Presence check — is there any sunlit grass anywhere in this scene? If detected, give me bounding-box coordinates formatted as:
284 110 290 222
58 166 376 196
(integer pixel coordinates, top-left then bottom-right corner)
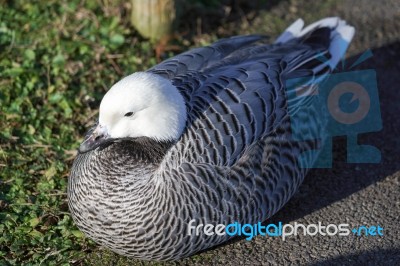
0 1 158 264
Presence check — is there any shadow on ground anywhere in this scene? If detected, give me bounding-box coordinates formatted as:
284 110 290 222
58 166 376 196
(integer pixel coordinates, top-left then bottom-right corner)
179 0 289 37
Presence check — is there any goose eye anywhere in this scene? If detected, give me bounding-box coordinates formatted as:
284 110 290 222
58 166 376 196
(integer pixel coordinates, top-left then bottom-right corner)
124 112 134 117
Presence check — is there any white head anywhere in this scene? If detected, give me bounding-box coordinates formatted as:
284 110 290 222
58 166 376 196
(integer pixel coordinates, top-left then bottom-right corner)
79 72 187 153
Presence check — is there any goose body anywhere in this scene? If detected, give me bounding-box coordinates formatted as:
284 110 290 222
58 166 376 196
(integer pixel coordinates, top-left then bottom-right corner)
68 18 354 260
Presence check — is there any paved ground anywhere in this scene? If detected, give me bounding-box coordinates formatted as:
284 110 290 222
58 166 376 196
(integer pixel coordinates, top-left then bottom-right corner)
88 0 400 265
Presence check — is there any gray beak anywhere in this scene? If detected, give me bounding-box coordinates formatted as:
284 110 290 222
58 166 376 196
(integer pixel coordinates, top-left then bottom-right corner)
79 124 110 153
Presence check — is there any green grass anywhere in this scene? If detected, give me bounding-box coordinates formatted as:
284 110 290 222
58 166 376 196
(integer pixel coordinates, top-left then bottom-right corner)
0 1 162 264
0 0 340 265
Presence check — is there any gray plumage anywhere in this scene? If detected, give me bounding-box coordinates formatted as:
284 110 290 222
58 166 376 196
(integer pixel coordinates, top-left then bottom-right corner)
68 18 354 260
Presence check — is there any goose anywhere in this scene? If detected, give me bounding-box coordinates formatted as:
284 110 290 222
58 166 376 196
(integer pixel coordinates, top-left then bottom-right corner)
68 17 355 261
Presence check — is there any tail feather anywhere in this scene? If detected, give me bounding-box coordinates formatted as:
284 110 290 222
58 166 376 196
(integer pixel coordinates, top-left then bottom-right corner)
276 17 355 70
275 19 305 43
280 18 355 121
